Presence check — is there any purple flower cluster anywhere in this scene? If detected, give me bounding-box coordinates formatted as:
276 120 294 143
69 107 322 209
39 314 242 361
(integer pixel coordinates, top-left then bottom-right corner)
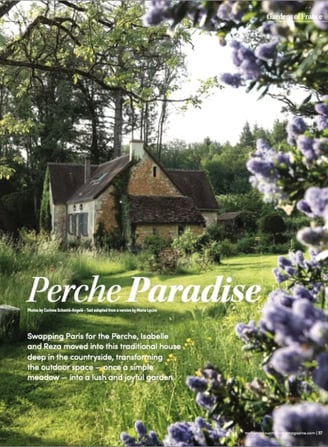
312 0 328 31
246 403 328 447
143 0 171 26
286 116 307 145
313 352 328 390
255 40 278 61
186 365 225 412
273 250 326 298
260 290 328 377
217 1 245 23
220 40 263 87
296 187 328 249
246 138 291 203
163 417 227 446
120 421 162 446
120 417 228 446
236 245 328 383
246 101 328 204
315 98 328 130
297 187 328 220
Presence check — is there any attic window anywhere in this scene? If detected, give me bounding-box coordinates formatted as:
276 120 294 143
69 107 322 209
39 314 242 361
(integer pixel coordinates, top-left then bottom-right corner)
152 166 157 177
91 172 108 185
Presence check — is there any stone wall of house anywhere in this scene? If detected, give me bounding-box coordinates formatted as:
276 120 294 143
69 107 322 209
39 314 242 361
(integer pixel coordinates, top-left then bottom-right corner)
95 185 118 233
128 155 181 196
134 224 203 246
52 204 66 241
49 185 66 241
201 211 218 227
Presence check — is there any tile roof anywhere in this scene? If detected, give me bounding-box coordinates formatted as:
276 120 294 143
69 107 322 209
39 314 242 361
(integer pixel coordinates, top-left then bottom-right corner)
129 195 205 225
166 169 218 211
68 155 130 203
48 162 97 205
218 211 254 221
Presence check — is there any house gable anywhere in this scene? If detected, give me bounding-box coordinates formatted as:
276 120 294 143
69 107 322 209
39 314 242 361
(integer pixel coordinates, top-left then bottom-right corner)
128 150 182 197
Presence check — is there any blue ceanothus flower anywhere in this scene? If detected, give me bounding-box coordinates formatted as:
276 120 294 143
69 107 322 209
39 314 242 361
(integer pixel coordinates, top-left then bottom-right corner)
246 403 328 447
121 417 229 446
120 420 162 446
297 187 328 220
163 417 227 446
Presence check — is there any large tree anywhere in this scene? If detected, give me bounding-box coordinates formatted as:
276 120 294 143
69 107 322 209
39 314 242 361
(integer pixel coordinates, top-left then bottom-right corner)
0 0 190 231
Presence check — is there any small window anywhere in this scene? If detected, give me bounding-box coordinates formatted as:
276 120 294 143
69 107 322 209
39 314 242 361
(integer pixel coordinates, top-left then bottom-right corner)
178 225 185 235
78 213 88 236
152 166 157 177
68 214 77 235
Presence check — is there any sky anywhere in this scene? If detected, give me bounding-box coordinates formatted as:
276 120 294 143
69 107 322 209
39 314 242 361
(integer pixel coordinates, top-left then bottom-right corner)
163 32 291 145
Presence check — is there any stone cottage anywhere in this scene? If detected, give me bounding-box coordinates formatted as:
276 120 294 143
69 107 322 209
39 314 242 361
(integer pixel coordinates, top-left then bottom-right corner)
47 141 218 247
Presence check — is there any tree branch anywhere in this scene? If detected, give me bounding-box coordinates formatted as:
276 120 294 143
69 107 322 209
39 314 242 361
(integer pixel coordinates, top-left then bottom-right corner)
0 1 20 19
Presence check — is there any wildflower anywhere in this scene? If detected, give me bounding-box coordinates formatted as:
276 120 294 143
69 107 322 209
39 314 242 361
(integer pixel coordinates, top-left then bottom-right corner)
98 366 106 375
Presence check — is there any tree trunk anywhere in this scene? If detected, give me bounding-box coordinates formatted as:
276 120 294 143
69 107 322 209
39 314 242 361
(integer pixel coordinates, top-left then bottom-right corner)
113 89 123 158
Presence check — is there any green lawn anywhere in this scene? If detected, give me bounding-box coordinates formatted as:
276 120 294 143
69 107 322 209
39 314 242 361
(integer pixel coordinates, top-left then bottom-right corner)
0 254 277 446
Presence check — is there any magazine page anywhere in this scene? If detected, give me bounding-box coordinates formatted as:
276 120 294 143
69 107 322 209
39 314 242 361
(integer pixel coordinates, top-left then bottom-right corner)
1 2 328 447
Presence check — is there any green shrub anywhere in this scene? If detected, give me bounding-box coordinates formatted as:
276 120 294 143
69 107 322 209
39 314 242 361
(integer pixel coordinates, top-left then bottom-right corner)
143 233 168 256
217 239 237 257
172 228 198 255
236 235 256 254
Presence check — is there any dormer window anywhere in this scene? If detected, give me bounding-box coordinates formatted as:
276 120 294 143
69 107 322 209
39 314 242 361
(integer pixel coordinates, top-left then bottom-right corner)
153 166 157 177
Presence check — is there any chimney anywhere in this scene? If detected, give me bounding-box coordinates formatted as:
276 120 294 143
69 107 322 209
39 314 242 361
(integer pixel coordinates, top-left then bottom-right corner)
84 158 91 183
129 140 144 161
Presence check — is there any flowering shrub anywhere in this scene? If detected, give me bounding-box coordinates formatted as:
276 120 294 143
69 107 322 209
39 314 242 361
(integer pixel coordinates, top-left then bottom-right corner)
120 1 328 446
